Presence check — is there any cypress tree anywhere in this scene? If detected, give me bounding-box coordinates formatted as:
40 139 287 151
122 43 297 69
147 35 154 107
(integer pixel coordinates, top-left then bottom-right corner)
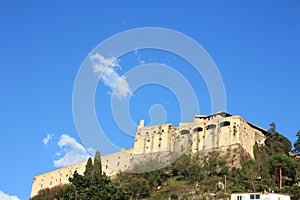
94 151 102 176
84 157 93 177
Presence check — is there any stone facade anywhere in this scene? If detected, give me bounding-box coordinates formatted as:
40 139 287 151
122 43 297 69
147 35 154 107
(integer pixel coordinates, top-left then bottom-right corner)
31 112 267 197
133 112 265 159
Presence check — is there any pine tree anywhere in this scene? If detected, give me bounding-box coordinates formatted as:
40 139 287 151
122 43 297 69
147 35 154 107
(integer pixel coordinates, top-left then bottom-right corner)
265 123 291 154
84 157 93 177
293 130 300 154
94 151 102 176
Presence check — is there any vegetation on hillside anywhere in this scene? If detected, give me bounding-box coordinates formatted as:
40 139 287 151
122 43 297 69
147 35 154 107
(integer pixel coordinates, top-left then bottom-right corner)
31 124 300 199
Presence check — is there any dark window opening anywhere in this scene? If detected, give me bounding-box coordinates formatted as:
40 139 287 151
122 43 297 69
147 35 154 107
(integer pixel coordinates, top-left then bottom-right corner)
219 121 231 127
206 124 216 130
180 129 190 135
193 127 203 132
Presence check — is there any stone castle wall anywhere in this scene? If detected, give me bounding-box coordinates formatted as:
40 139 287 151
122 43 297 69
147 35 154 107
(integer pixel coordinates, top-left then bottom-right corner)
31 112 267 197
133 113 266 159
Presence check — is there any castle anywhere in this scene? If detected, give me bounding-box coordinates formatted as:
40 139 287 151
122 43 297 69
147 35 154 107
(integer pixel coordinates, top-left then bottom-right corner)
31 112 267 197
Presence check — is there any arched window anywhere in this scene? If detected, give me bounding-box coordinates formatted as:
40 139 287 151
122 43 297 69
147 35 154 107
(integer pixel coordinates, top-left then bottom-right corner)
193 127 203 132
179 129 190 135
206 124 216 130
219 121 230 127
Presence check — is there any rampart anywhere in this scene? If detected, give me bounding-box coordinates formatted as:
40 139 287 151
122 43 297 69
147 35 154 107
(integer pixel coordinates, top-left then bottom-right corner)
31 112 267 197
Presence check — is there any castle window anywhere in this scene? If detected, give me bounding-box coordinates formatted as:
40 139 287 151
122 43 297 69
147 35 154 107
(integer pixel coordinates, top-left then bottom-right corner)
193 127 203 132
162 129 164 132
219 121 230 127
158 144 161 147
147 139 150 142
206 124 216 130
179 129 190 135
159 138 162 141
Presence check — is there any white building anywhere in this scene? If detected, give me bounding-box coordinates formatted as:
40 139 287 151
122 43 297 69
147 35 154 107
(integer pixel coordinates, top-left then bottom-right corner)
231 193 291 200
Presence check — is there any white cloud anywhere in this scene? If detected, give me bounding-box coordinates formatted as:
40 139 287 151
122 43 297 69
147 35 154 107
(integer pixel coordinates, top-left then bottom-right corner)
53 134 91 168
42 134 53 145
135 49 145 64
0 190 19 200
89 53 132 100
87 147 96 155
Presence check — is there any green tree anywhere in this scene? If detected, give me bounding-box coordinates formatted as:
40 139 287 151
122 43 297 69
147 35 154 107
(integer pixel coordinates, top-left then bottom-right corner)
265 123 291 155
123 177 150 198
289 185 300 200
254 144 270 180
268 154 298 189
30 185 67 200
173 154 192 179
94 151 102 176
203 151 228 178
84 157 93 177
293 130 300 154
239 160 259 191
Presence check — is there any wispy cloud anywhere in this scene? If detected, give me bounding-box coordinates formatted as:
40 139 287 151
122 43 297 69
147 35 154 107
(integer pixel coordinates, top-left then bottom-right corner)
42 134 53 145
53 134 91 168
0 190 19 200
90 53 132 100
134 49 145 64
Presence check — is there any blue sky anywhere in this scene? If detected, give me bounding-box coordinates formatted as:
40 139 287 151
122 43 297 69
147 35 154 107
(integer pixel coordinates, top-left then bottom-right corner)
0 1 299 199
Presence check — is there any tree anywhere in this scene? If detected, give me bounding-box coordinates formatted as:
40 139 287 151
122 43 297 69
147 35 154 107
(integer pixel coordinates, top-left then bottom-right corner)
84 157 93 177
30 185 67 200
173 154 192 179
239 160 259 191
268 154 298 189
203 151 228 178
293 130 300 154
289 185 300 200
268 122 276 135
254 144 270 180
94 151 102 176
64 169 128 199
265 123 292 155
